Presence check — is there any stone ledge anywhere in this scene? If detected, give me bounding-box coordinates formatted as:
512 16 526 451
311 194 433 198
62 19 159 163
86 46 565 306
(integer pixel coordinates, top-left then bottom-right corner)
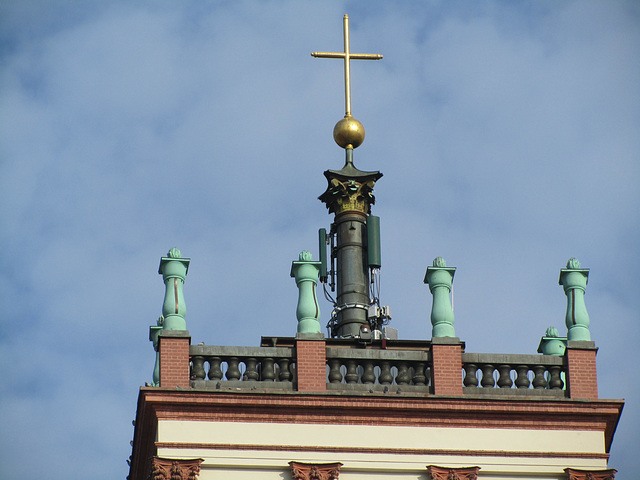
296 333 325 341
326 383 429 394
462 352 565 365
190 345 294 357
566 341 598 350
190 380 295 391
326 347 430 361
463 386 567 398
159 330 190 338
431 336 464 346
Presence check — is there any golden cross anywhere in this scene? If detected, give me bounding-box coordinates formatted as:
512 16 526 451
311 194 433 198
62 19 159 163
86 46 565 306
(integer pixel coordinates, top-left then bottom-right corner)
312 14 382 118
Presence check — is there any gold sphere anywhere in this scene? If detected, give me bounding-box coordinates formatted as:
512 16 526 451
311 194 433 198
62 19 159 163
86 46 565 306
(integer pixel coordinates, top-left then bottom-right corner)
333 116 365 149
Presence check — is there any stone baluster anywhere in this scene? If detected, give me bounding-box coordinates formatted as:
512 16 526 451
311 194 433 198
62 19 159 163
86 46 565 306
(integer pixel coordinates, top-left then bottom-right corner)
548 365 564 390
362 361 376 384
424 257 457 337
191 355 206 381
396 363 410 385
560 258 591 341
244 358 259 381
291 251 322 334
278 358 292 382
481 364 495 388
345 360 358 384
226 357 241 380
532 365 547 389
463 363 479 387
379 361 393 385
328 359 343 383
514 366 530 389
207 357 222 380
497 365 513 388
261 357 276 381
159 248 190 331
412 362 427 386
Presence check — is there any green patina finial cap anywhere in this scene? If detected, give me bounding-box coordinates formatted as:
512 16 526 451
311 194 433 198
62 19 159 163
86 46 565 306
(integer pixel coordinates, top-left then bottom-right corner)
538 325 567 355
299 250 313 261
545 326 560 338
433 256 447 267
291 250 321 277
566 257 580 269
424 256 456 284
559 257 589 285
158 247 190 275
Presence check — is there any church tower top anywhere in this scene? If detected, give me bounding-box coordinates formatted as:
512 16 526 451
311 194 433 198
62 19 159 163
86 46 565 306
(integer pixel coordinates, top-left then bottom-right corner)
313 15 385 338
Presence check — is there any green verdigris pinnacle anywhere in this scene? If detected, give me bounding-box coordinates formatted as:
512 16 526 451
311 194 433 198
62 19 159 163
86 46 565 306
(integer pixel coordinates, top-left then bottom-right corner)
149 316 163 386
559 257 591 341
424 257 456 338
537 325 567 356
158 248 191 331
291 250 322 334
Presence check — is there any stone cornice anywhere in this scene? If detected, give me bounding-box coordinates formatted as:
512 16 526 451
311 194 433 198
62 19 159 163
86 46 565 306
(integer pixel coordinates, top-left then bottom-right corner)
156 442 609 460
135 388 623 451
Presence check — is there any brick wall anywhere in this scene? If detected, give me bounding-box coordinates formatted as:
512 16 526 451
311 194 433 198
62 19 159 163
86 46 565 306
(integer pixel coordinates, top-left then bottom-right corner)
566 342 598 400
296 335 327 392
159 331 191 389
431 338 463 396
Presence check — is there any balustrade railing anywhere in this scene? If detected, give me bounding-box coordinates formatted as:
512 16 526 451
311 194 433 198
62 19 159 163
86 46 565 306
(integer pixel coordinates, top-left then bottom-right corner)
461 353 566 397
325 347 431 392
189 345 295 390
188 345 570 397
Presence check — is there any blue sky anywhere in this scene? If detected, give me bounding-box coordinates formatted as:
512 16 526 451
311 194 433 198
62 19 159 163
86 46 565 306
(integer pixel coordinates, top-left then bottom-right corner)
1 1 638 479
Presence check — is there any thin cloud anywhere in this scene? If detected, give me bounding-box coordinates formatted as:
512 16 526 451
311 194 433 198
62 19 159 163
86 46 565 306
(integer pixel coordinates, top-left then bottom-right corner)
1 1 638 478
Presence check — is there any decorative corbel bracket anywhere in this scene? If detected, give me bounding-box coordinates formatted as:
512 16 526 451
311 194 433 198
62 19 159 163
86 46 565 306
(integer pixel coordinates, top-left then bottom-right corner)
289 461 343 480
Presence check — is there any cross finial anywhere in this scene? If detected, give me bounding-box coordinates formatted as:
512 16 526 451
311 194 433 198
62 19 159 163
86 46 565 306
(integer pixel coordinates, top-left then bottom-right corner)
312 14 382 118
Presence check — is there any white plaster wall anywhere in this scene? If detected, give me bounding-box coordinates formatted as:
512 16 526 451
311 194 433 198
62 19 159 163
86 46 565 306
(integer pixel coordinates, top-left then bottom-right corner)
157 419 605 453
156 420 609 478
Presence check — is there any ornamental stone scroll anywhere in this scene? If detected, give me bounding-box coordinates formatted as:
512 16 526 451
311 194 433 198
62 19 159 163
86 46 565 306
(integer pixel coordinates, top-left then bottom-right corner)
426 465 480 480
289 461 342 480
149 457 203 480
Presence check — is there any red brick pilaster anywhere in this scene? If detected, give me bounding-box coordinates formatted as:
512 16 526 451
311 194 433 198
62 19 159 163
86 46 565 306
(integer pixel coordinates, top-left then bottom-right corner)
431 337 464 396
566 341 598 400
159 330 191 389
295 333 326 392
